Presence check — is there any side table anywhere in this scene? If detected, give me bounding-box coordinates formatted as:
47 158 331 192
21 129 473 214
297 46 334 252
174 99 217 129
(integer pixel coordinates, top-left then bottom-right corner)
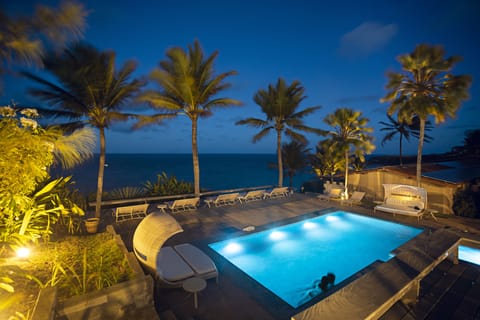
182 277 207 309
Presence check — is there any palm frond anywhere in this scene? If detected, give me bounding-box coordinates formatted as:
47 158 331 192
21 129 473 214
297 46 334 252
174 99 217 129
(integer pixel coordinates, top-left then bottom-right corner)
253 127 273 143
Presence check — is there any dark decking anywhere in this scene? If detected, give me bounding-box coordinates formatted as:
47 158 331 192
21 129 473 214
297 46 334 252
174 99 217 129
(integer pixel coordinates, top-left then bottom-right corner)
111 193 480 320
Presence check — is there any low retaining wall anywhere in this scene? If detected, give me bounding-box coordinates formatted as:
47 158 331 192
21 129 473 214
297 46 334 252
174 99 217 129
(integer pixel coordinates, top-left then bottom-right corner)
31 225 158 320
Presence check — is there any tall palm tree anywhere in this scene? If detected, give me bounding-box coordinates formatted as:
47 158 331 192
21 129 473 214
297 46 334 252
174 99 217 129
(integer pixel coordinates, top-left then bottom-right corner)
236 78 324 187
381 44 471 186
323 108 374 199
21 43 144 218
281 141 311 189
379 114 433 166
136 40 241 196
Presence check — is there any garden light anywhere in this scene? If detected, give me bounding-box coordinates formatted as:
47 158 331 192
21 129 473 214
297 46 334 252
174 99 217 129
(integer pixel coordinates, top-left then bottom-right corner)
16 247 30 259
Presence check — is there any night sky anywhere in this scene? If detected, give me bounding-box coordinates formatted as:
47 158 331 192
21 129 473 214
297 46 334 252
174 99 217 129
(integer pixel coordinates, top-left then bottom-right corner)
2 0 480 155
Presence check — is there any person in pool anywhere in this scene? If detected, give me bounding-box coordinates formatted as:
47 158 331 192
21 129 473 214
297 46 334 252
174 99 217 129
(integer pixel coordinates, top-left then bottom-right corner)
305 272 337 296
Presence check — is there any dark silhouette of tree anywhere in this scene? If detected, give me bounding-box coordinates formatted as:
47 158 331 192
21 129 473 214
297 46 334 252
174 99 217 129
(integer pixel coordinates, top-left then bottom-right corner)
379 114 433 166
281 141 311 189
22 43 144 218
0 1 87 85
236 78 324 187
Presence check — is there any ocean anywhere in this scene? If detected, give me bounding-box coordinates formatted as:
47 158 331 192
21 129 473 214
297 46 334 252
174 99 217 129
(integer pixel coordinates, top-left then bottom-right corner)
53 153 317 194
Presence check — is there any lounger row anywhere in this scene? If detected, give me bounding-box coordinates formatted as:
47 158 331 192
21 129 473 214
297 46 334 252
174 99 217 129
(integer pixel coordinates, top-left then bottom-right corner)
114 187 292 220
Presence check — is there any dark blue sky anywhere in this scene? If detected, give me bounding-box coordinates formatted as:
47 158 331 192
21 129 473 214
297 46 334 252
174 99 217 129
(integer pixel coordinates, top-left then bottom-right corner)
3 0 480 155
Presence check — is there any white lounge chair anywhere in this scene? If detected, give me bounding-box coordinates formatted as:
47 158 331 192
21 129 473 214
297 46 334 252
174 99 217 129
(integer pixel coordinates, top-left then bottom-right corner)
344 191 366 206
204 193 240 207
238 190 266 203
158 197 199 213
114 204 149 222
317 188 342 201
263 187 290 199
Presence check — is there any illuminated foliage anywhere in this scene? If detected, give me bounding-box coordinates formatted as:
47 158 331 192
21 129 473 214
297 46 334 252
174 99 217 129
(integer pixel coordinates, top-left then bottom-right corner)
0 106 94 248
382 44 471 185
323 108 375 198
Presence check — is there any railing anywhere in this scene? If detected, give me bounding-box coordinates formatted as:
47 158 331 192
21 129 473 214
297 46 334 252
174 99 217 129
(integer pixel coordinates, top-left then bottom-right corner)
87 185 275 208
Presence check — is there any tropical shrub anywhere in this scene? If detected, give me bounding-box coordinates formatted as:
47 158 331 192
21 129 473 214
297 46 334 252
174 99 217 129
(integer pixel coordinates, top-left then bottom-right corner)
0 106 92 318
143 172 194 196
453 188 479 218
104 186 146 200
1 232 135 318
0 107 89 249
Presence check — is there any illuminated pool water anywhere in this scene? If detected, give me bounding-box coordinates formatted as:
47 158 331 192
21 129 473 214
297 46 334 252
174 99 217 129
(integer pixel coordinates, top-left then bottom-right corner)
208 211 422 308
459 245 480 265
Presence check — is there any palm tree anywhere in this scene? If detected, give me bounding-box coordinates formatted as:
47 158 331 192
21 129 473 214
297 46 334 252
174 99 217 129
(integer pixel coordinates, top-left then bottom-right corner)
310 139 344 183
22 43 144 218
381 44 471 186
463 129 480 155
379 114 433 166
323 108 374 199
281 141 311 189
136 40 241 196
236 78 324 187
0 2 87 82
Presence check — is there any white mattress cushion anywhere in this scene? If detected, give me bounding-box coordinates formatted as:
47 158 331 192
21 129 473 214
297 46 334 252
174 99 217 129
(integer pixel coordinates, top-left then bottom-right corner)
174 243 217 275
157 246 194 281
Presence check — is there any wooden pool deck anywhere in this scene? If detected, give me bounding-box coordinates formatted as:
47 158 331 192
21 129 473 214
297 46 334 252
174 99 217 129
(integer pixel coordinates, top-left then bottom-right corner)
111 193 480 320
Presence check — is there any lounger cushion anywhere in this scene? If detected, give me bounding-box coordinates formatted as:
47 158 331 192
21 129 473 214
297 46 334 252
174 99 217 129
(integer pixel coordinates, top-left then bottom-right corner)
156 246 195 282
174 243 218 275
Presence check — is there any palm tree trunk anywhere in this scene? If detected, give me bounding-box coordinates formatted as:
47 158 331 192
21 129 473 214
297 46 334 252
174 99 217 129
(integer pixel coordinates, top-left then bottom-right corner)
344 150 349 199
192 117 200 196
416 119 425 187
399 134 403 166
95 127 106 218
277 129 283 187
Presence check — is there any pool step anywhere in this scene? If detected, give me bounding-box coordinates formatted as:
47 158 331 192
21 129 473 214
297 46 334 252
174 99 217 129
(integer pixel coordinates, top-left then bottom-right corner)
380 260 477 320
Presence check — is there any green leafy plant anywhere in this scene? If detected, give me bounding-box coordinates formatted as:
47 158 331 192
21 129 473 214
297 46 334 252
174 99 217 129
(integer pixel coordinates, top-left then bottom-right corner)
23 233 134 300
143 172 194 196
105 187 146 200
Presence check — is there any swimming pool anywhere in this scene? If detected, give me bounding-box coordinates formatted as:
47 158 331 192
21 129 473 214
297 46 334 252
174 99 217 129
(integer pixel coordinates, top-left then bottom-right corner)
459 245 480 265
208 211 423 308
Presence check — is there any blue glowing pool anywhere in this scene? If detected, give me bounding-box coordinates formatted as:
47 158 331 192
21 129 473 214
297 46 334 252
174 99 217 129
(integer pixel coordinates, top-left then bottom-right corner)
459 245 480 265
209 211 423 308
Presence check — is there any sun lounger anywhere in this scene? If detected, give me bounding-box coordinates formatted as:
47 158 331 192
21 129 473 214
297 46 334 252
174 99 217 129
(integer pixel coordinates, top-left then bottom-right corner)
374 184 427 220
263 187 290 199
158 197 199 213
174 243 218 282
157 246 195 283
204 193 240 207
238 190 266 203
114 204 149 222
317 188 342 201
156 244 218 287
343 191 365 206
